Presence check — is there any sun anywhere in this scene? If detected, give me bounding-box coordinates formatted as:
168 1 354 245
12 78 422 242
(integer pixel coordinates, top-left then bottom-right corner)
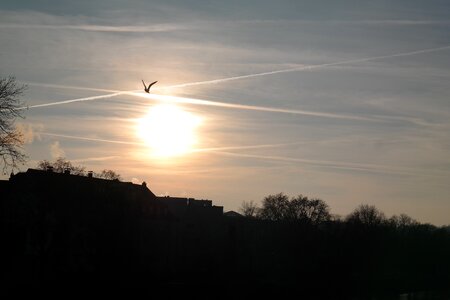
136 104 202 158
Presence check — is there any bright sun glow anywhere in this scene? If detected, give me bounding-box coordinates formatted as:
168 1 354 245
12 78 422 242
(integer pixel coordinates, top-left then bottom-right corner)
136 104 202 158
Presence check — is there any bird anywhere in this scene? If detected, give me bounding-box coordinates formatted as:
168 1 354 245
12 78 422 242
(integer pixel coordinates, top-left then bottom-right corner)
142 80 158 93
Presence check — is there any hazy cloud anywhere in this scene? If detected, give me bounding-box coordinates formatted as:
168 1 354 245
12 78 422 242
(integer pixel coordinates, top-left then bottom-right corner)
50 141 65 159
70 156 119 163
15 122 43 144
131 177 141 184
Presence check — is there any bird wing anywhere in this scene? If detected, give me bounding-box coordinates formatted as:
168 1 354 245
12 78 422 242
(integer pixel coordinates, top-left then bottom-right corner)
148 81 158 89
142 80 147 89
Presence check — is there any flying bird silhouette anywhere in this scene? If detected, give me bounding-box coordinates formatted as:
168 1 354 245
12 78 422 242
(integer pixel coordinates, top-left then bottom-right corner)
142 80 158 93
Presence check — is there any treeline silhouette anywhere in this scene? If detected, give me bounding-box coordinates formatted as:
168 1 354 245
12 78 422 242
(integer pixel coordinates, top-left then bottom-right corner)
37 157 122 180
2 176 450 297
234 194 450 298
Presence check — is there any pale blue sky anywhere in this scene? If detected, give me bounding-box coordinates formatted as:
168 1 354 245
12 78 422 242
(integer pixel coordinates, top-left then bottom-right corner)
1 0 449 224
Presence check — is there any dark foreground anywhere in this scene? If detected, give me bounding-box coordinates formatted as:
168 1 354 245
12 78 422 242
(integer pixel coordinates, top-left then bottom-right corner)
1 170 450 298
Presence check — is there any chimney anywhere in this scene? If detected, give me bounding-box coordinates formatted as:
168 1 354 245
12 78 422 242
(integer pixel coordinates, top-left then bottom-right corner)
87 171 93 178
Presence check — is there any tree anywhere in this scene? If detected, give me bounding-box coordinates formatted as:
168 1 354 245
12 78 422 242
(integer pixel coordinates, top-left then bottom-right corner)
389 213 419 228
259 193 291 221
239 200 259 218
36 158 122 180
258 193 331 224
94 169 121 181
0 76 27 172
289 195 331 225
346 204 386 227
37 157 86 176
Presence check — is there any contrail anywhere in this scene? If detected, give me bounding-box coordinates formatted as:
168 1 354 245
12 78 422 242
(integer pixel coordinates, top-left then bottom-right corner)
129 93 390 122
21 45 450 112
21 90 419 123
18 91 127 110
24 82 120 93
20 87 381 122
157 45 450 89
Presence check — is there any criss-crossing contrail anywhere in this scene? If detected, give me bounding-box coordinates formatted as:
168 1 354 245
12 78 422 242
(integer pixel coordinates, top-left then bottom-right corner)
20 45 450 112
21 89 380 122
19 89 420 123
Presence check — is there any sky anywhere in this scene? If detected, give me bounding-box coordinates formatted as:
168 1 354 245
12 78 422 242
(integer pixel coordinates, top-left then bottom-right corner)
1 0 449 225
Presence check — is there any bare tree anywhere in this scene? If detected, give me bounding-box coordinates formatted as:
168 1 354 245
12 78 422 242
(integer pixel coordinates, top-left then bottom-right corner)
239 200 259 218
37 158 122 180
0 76 27 172
289 195 331 225
258 193 331 224
389 213 419 228
94 169 121 181
37 157 86 176
346 204 386 227
259 193 291 221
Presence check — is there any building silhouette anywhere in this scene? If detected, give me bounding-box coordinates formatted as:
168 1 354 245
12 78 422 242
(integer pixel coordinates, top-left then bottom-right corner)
0 168 231 288
2 168 223 220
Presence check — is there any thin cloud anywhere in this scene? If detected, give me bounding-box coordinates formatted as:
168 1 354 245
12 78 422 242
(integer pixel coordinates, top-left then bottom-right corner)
351 20 450 26
29 134 450 179
39 132 450 179
0 23 189 33
70 156 119 163
235 19 450 26
191 141 308 152
40 132 145 146
212 151 450 178
40 132 306 152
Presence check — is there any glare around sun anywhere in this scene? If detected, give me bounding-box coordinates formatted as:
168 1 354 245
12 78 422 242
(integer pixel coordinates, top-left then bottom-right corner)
136 104 202 158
